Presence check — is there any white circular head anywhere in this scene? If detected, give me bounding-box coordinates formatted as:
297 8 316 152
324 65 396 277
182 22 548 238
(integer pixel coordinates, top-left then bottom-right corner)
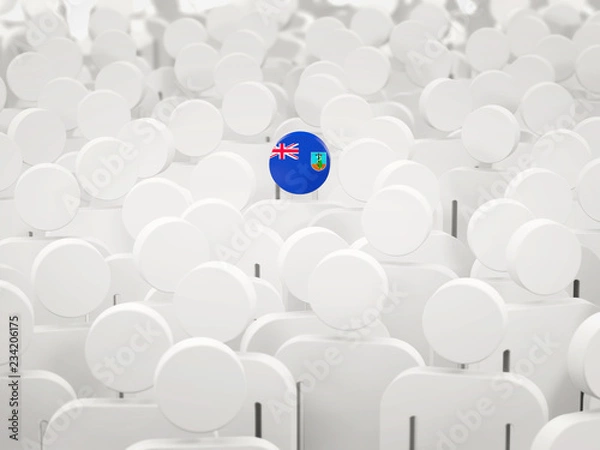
506 168 573 223
576 45 600 94
461 105 520 164
189 152 255 210
344 46 390 96
133 217 210 293
154 338 246 432
295 74 347 127
467 199 534 272
577 159 600 222
76 138 139 200
279 227 348 303
206 4 244 42
507 219 582 295
568 313 600 398
506 14 550 57
531 129 592 187
164 18 208 59
118 118 175 178
521 82 574 135
504 55 555 97
89 7 129 38
409 1 450 35
95 61 144 109
306 16 345 59
0 133 22 191
6 52 52 101
357 116 414 160
221 82 276 136
169 100 223 157
389 20 428 63
77 90 132 140
213 53 263 95
350 7 393 47
420 78 473 132
15 164 80 231
362 185 433 256
221 29 266 64
373 160 440 210
319 28 363 67
174 262 256 342
466 27 510 72
533 34 576 81
38 78 88 131
575 117 600 159
469 70 520 112
253 278 284 318
423 278 507 365
174 42 219 92
321 94 373 149
182 199 244 259
122 178 192 238
86 303 173 393
0 281 34 364
339 138 397 202
300 61 346 85
308 249 388 331
37 37 83 78
573 22 600 55
8 108 66 165
32 238 111 318
91 30 137 68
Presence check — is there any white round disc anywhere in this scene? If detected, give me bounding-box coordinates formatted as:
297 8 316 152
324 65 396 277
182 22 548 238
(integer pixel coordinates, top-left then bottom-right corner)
533 34 577 81
122 178 192 238
133 217 210 293
350 7 393 47
373 160 440 210
461 105 520 164
409 1 450 35
236 11 278 48
576 45 600 94
466 27 510 72
76 137 139 200
344 46 390 96
506 168 573 223
89 7 129 38
506 14 550 57
419 78 473 132
221 82 276 136
362 185 433 256
252 278 284 318
168 99 223 157
174 262 256 342
339 138 397 202
357 116 414 160
221 29 266 64
32 238 111 318
279 227 348 303
0 133 22 191
6 52 52 101
154 338 246 432
205 4 244 43
470 70 520 111
189 152 256 210
174 42 219 92
389 20 428 63
0 281 34 364
575 117 600 159
118 118 175 178
507 219 582 295
213 53 263 95
306 16 345 59
85 303 173 393
467 199 534 272
321 94 373 149
294 74 347 127
38 77 88 131
308 249 388 331
504 55 555 97
182 199 245 259
423 278 507 365
567 313 600 398
572 22 600 55
8 108 66 165
531 129 591 187
37 37 83 78
95 61 145 108
577 159 600 222
300 61 346 86
163 18 208 59
520 82 574 135
91 30 137 68
14 163 80 231
77 90 132 140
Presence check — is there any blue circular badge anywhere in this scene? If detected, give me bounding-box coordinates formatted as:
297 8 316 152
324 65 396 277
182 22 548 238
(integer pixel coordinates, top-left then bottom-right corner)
269 131 331 195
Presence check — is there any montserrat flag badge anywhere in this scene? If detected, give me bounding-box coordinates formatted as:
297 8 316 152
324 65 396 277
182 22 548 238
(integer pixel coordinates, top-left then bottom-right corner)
269 131 331 195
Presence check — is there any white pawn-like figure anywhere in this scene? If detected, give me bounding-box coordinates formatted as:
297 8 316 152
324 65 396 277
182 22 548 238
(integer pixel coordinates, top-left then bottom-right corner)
381 278 549 450
531 313 600 449
276 249 425 450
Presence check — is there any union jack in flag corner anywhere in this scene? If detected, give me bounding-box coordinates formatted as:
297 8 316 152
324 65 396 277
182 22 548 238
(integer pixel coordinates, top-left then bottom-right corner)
270 142 300 160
